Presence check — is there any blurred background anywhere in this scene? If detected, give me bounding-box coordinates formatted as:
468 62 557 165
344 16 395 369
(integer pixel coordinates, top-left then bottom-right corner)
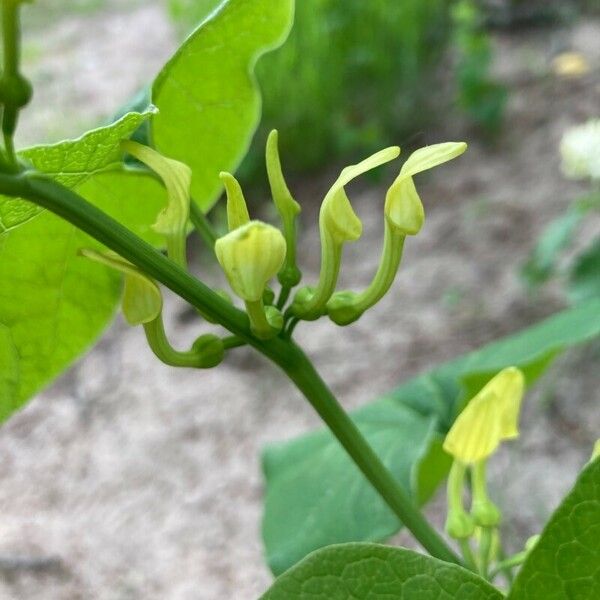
1 0 599 598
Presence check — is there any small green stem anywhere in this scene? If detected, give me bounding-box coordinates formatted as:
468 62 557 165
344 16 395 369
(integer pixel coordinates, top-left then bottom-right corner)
478 527 493 579
222 335 245 350
143 316 208 368
190 202 218 249
489 550 527 580
496 542 515 584
245 298 275 339
2 3 19 77
1 0 27 164
352 223 405 313
458 539 478 572
293 233 342 320
447 461 467 515
276 284 291 309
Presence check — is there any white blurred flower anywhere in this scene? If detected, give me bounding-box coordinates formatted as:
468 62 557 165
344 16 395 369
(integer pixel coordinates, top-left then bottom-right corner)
560 119 600 181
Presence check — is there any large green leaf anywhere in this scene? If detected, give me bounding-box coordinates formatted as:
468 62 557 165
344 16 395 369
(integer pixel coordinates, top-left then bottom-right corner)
262 299 600 575
261 543 503 599
0 162 166 419
508 458 600 599
151 0 294 211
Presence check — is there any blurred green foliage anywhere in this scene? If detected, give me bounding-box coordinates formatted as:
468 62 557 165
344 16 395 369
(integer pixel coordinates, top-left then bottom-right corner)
168 0 451 175
521 192 600 304
452 0 507 134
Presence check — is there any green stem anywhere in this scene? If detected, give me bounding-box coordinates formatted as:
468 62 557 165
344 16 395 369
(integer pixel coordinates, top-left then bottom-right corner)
276 285 291 310
293 233 342 320
245 298 275 340
0 170 460 566
1 0 26 164
352 223 405 313
276 342 462 565
458 539 478 572
496 542 515 584
166 234 187 270
7 171 252 338
190 201 218 249
222 335 245 350
144 316 208 368
489 550 527 580
478 527 493 579
2 3 19 77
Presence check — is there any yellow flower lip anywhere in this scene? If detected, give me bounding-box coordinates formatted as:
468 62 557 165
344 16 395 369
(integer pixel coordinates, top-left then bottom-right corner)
385 142 467 235
215 220 287 302
79 249 162 326
321 146 400 244
443 366 525 464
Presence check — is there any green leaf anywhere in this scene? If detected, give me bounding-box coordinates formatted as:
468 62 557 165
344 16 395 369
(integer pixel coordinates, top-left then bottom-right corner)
568 236 600 304
151 0 294 212
0 111 154 230
508 458 600 599
22 110 155 191
262 299 600 575
521 209 583 287
263 401 439 576
261 543 503 599
0 167 165 419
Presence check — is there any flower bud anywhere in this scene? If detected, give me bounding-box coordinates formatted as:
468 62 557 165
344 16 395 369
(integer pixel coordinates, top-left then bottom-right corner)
443 367 525 464
326 291 362 326
79 249 162 326
215 221 286 303
192 334 225 368
445 509 475 540
265 306 284 333
472 498 501 528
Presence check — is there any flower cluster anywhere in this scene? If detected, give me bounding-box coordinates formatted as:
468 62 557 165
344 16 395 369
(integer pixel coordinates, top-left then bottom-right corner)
80 131 466 364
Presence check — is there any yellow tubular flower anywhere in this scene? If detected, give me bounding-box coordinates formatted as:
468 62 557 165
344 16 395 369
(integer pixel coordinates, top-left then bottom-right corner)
215 221 287 303
79 249 162 326
385 142 467 234
121 140 192 267
327 142 467 326
443 367 525 464
322 146 400 244
292 146 400 320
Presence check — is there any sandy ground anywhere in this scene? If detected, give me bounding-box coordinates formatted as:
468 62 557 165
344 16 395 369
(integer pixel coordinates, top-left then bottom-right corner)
0 3 599 599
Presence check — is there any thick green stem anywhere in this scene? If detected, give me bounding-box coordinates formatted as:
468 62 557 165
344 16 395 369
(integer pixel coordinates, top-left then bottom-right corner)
0 170 460 566
5 171 253 338
275 342 462 565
